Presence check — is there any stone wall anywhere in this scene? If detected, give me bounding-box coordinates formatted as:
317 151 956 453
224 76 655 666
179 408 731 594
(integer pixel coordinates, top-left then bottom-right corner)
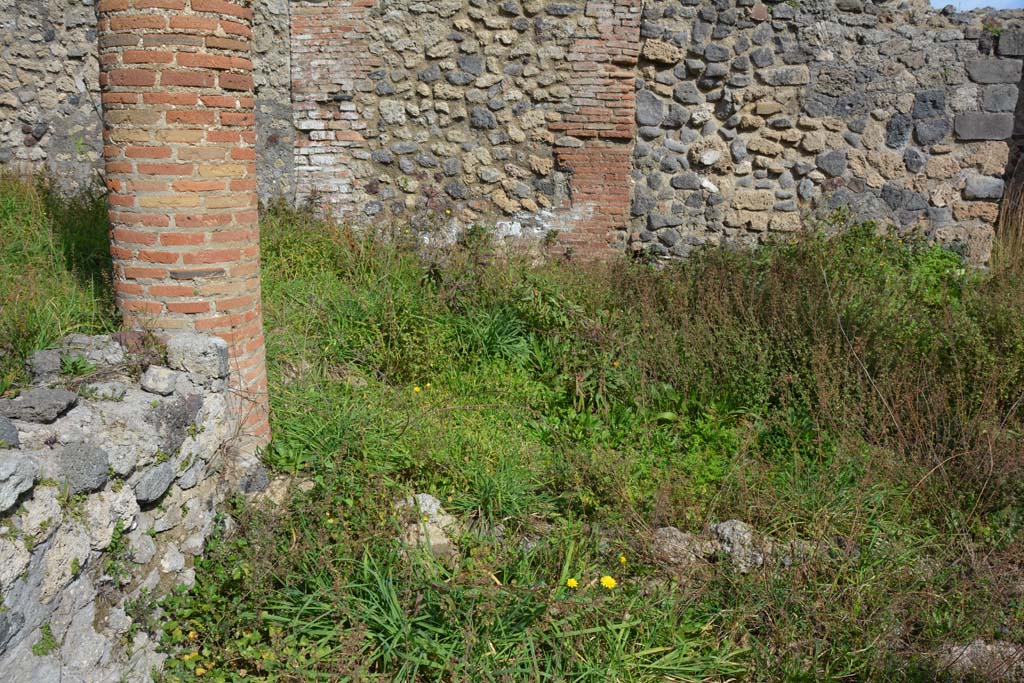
5 0 1024 261
288 0 1024 262
0 0 103 193
0 333 251 682
290 0 585 241
628 0 1024 262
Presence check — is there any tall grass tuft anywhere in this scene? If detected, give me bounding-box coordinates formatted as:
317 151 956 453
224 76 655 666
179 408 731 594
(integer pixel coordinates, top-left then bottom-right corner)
995 154 1024 274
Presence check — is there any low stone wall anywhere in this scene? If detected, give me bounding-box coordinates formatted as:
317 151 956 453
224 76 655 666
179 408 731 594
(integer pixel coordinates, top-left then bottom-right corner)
0 333 253 682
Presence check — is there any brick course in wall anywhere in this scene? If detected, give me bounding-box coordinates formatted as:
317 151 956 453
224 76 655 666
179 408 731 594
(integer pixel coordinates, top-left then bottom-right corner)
96 0 269 447
290 0 377 214
552 0 641 257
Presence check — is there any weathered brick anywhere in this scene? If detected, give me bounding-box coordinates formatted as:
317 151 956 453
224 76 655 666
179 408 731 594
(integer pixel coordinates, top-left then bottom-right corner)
122 50 175 64
107 69 157 87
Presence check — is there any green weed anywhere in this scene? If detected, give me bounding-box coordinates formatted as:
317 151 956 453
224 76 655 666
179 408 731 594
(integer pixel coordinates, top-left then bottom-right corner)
32 623 57 657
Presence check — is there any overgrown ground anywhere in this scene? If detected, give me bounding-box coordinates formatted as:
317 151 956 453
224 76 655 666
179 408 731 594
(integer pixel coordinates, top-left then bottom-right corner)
2 176 1023 681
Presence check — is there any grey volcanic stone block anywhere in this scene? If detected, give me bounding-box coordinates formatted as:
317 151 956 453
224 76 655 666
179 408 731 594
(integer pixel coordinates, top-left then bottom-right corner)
955 113 1014 140
705 44 731 62
371 149 394 164
0 453 37 514
915 117 952 145
982 85 1018 113
912 90 946 119
673 82 701 105
134 462 176 505
165 334 229 379
418 63 441 83
671 172 701 190
469 106 497 129
904 148 926 173
966 59 1022 84
750 47 774 68
798 178 815 201
649 213 685 229
390 141 417 155
762 66 810 86
998 30 1024 56
457 54 484 76
0 416 18 449
731 137 748 162
964 175 1005 200
636 90 665 126
52 441 109 495
928 207 953 227
882 183 929 211
886 113 912 148
0 389 78 424
816 150 847 178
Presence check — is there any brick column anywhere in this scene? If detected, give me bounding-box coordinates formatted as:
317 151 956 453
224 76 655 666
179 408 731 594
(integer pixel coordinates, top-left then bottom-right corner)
97 0 270 449
551 0 641 258
290 0 378 214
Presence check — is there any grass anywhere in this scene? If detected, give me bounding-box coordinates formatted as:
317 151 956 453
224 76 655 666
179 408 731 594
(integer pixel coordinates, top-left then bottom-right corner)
0 175 116 392
161 205 1023 682
996 155 1024 275
1 177 1022 681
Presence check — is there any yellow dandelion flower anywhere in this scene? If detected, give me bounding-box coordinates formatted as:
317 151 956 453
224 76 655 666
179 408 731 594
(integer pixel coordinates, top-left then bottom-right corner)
612 361 619 368
566 577 579 589
600 575 617 589
188 630 199 641
413 386 421 393
195 668 207 676
619 554 627 565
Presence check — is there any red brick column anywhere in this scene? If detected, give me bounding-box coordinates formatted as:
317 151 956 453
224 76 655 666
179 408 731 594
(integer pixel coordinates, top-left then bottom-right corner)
552 0 641 258
97 0 270 448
